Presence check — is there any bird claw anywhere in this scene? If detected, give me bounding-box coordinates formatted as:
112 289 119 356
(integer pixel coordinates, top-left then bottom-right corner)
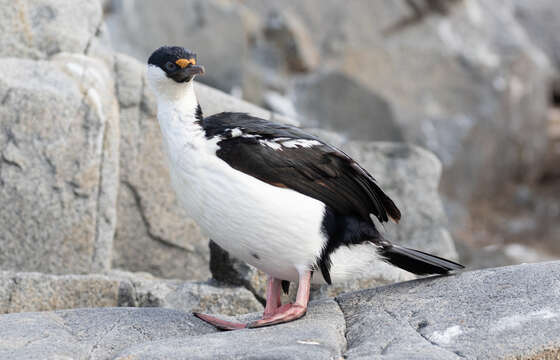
247 304 307 328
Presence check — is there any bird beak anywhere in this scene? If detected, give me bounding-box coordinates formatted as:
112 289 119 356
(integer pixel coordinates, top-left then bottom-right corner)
175 58 205 76
168 61 205 82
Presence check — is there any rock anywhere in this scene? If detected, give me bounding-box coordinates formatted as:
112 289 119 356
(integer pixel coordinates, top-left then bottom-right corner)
263 9 320 73
112 53 299 280
0 271 121 314
513 0 560 68
3 262 560 359
115 299 346 360
0 270 262 316
337 261 560 359
0 53 119 274
294 71 404 142
0 308 217 360
106 0 250 93
0 0 106 60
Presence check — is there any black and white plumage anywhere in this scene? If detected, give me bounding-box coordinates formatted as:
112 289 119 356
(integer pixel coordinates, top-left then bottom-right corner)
146 46 463 329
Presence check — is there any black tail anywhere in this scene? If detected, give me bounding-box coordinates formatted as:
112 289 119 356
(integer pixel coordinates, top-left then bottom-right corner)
380 244 464 275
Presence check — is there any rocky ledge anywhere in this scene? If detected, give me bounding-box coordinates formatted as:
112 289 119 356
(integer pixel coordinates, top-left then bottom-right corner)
1 261 559 360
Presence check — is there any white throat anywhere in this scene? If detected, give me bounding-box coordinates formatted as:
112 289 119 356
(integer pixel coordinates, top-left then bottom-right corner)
146 65 219 172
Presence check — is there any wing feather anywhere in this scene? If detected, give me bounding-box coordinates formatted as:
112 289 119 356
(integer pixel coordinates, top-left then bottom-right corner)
201 112 401 223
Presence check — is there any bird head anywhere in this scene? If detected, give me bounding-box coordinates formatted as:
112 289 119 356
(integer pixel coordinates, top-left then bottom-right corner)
146 46 205 98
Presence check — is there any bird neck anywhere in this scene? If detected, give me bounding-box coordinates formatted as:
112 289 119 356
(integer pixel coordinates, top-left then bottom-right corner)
156 81 214 160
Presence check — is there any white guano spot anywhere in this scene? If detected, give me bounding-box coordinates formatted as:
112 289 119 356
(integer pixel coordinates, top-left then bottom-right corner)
297 340 321 345
491 309 559 333
428 325 462 345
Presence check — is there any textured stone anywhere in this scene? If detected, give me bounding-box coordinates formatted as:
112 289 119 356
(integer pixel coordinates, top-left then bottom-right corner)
0 270 262 316
263 8 320 73
294 71 404 142
337 261 560 359
513 0 560 69
106 0 250 93
0 54 119 274
115 299 346 360
3 263 560 359
0 307 217 360
0 0 105 60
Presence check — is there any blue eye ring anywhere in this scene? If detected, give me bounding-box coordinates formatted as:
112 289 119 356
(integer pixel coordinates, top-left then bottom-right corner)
165 62 177 71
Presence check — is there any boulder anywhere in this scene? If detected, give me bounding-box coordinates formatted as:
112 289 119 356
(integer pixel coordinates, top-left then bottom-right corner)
0 270 262 316
513 0 560 69
2 262 560 359
293 71 404 142
0 53 119 274
112 53 298 280
0 0 106 60
337 261 560 359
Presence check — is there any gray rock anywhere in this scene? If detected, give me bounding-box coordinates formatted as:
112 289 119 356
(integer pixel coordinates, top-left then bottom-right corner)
113 53 298 280
116 299 346 360
0 307 217 360
263 8 320 73
0 54 119 274
0 0 106 60
0 270 262 316
294 71 404 142
106 0 250 93
337 261 560 359
3 263 560 359
513 0 560 69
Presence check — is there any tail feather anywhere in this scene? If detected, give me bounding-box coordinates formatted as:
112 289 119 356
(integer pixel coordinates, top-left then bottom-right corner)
380 244 464 275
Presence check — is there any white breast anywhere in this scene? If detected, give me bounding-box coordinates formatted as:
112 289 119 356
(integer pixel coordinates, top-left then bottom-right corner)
157 102 328 282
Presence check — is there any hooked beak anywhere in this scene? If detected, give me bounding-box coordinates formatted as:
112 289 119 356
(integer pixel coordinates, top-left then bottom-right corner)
169 58 205 82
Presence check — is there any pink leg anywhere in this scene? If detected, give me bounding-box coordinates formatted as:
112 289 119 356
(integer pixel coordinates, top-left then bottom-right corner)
247 270 311 328
263 277 283 318
194 271 311 330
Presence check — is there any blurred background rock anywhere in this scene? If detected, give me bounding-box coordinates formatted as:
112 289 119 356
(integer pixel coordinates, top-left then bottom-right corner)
1 0 559 312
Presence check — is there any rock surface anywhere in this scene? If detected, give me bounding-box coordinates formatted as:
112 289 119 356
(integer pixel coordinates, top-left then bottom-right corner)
338 261 560 359
0 270 262 316
0 0 105 60
2 262 560 359
0 53 119 274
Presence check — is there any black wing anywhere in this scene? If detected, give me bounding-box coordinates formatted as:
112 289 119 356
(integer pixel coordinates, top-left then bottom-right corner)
200 112 401 223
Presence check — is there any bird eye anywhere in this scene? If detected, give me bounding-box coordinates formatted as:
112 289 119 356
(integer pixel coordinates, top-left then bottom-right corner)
165 62 177 71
